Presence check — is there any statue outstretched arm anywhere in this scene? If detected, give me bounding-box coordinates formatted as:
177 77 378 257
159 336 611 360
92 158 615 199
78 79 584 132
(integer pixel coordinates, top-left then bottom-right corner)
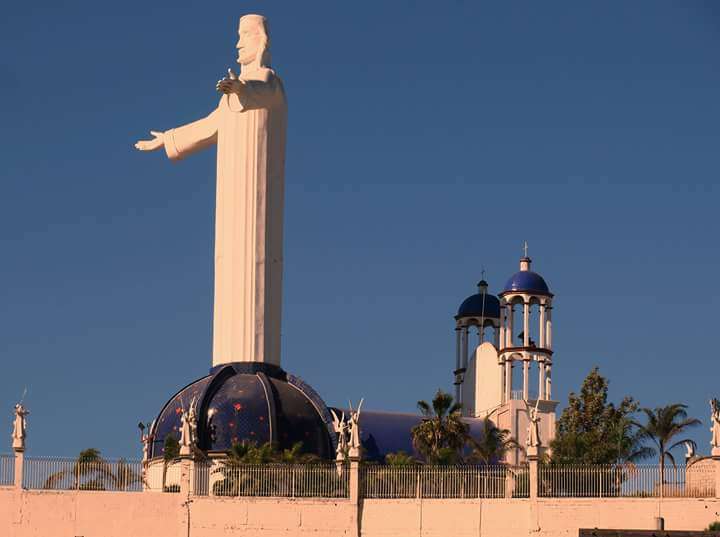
134 109 219 161
163 109 219 160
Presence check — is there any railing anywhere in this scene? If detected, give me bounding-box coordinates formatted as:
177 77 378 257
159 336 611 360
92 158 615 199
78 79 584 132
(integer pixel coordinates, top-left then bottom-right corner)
510 390 538 401
362 465 529 499
539 464 715 498
195 462 349 498
0 454 14 486
143 460 182 492
22 457 144 491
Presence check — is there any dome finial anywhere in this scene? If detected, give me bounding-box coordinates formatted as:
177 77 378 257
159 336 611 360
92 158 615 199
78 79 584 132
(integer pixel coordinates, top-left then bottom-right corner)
520 241 531 271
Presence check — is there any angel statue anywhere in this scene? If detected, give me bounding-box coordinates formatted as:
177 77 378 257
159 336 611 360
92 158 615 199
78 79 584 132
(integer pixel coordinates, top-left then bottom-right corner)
330 409 349 461
180 397 199 455
710 398 720 449
12 403 29 451
348 399 364 458
526 400 541 448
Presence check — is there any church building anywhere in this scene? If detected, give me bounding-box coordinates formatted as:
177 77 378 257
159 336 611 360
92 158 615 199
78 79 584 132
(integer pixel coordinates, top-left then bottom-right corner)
146 250 557 465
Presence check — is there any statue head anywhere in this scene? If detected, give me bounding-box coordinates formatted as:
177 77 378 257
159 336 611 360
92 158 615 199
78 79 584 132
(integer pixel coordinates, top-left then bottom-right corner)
236 14 271 68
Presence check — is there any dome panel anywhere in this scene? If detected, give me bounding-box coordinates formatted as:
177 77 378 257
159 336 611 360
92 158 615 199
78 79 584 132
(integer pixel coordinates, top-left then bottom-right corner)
269 378 333 457
206 373 271 450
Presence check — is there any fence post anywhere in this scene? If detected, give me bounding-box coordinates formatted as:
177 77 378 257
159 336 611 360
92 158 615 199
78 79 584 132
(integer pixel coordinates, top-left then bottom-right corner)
179 456 194 497
13 450 24 489
349 458 360 504
527 446 539 500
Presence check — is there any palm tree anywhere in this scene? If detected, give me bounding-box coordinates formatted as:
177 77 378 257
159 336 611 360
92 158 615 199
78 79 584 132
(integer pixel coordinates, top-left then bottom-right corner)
411 389 468 464
212 441 276 496
607 415 654 464
44 448 113 490
275 442 320 464
634 404 701 489
384 451 418 466
468 417 519 464
112 458 143 491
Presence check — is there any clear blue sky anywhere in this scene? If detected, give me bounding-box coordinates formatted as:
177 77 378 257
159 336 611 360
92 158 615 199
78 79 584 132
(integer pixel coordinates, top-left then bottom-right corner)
1 1 719 458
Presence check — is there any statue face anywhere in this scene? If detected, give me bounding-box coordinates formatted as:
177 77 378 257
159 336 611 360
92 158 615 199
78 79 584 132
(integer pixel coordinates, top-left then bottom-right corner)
236 18 264 66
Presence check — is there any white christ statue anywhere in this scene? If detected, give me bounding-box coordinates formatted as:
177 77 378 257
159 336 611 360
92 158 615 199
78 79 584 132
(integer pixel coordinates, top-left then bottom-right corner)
135 14 287 367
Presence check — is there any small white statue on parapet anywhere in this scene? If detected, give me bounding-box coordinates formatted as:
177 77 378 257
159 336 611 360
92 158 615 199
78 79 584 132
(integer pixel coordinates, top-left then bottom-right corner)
330 409 349 462
348 399 364 460
140 420 156 463
684 440 696 463
526 399 541 450
12 403 29 452
710 398 720 456
179 397 199 456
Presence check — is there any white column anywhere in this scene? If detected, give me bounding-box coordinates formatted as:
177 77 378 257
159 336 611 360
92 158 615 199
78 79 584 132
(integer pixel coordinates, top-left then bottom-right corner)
461 327 469 372
545 364 552 400
499 357 504 403
539 304 546 348
538 361 546 400
499 307 506 350
505 359 512 401
523 358 529 400
523 300 530 347
546 307 553 350
507 305 514 348
455 328 461 372
455 327 462 402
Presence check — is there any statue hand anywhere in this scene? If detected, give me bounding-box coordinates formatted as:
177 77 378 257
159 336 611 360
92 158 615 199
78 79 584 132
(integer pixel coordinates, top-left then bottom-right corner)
216 68 244 95
134 131 165 151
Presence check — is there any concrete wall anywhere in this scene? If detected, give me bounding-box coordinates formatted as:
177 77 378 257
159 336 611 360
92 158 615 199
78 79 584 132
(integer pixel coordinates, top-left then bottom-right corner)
1 486 719 537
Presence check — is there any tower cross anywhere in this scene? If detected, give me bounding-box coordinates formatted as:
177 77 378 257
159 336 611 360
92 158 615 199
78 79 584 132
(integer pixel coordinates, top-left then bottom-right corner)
523 241 528 258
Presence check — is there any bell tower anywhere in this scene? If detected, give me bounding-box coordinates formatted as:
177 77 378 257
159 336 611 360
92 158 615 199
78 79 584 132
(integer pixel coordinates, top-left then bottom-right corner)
452 246 558 463
454 277 501 415
495 244 557 463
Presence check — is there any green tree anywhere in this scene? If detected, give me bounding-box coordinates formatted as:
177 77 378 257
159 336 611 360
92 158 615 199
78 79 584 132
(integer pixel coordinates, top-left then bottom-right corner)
550 368 642 464
161 434 180 492
411 389 468 464
467 417 519 464
112 458 143 491
274 441 321 465
384 451 418 466
634 404 701 487
44 448 131 491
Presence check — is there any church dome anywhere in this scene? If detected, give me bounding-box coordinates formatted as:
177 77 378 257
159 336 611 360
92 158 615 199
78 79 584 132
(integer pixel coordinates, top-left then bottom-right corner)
501 270 550 295
456 280 501 319
149 363 335 459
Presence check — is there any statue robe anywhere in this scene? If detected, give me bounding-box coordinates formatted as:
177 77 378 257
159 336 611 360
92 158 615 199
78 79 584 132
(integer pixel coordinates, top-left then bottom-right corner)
164 69 287 367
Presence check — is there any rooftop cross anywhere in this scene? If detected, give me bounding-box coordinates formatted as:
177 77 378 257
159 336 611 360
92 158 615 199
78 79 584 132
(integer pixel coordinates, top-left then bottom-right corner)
523 241 529 258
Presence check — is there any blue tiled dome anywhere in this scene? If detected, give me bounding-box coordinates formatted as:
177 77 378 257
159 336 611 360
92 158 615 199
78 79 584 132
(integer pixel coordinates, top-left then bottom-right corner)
457 291 501 319
502 270 550 295
150 363 335 459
